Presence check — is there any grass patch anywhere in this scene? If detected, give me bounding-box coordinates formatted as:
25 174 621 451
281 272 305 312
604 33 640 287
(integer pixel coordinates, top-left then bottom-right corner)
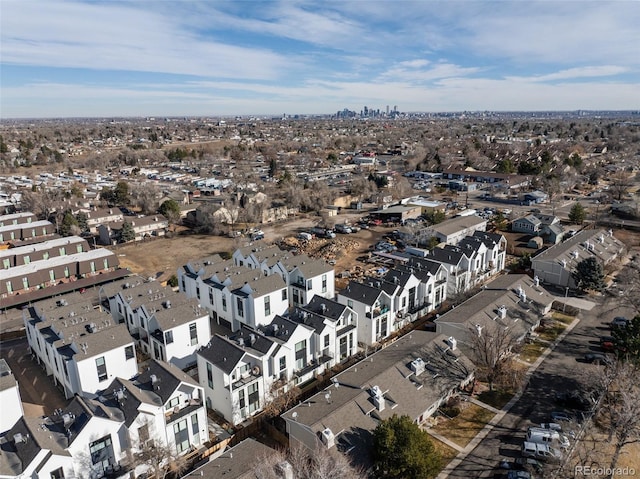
477 389 514 409
537 322 567 342
519 340 547 363
432 403 495 448
552 312 576 325
431 437 459 470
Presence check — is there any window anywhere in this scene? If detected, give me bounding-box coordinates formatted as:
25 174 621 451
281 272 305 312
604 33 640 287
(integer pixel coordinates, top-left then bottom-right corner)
339 336 348 360
238 389 246 412
125 345 134 360
293 290 299 305
206 362 214 389
2 259 9 269
174 419 189 453
237 297 244 317
168 396 180 410
191 413 200 445
209 289 214 305
77 244 83 253
89 435 114 473
324 335 330 348
196 286 200 300
43 252 49 260
90 261 96 273
64 266 70 278
50 467 65 479
49 270 55 282
322 274 327 293
264 296 271 316
222 296 227 312
22 277 29 290
189 323 198 345
165 331 174 344
181 277 186 291
295 340 306 370
6 281 12 294
347 300 353 308
103 258 109 269
282 289 287 301
248 382 260 414
402 297 406 308
279 356 286 371
24 255 30 264
138 423 149 444
95 356 107 382
306 279 312 290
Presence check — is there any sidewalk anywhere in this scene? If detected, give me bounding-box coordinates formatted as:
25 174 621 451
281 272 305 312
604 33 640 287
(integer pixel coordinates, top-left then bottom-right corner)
435 316 581 479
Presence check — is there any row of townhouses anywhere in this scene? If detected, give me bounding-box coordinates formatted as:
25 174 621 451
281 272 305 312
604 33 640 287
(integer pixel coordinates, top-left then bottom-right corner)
0 359 206 479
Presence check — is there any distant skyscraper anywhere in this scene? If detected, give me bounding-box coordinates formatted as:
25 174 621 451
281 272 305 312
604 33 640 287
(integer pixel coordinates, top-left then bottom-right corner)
386 105 389 115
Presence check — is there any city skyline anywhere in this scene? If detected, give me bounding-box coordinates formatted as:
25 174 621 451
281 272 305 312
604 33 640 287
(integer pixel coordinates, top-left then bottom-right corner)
1 0 639 119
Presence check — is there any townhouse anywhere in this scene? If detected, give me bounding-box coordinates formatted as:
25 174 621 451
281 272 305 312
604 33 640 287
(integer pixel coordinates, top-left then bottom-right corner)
281 331 475 468
532 229 625 288
233 245 335 307
23 292 138 398
0 211 37 227
292 295 358 365
0 249 119 297
396 256 449 313
102 359 207 460
435 274 555 353
426 215 487 245
190 438 274 478
0 359 23 435
0 236 89 269
179 257 288 332
337 280 394 346
0 220 56 245
84 207 124 233
0 396 126 479
458 231 507 285
97 214 168 245
423 245 474 296
100 278 210 369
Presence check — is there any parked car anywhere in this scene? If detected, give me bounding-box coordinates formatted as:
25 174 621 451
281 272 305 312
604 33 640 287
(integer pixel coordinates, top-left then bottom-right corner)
335 224 353 234
584 353 612 365
538 423 562 432
507 471 532 479
514 457 544 473
521 441 562 463
250 231 265 241
610 316 629 328
600 336 616 351
550 411 571 422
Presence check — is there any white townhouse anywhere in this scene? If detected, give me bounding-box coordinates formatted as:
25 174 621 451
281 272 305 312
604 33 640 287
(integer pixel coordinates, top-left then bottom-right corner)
396 256 449 314
292 295 358 365
276 254 335 307
424 245 475 296
98 215 168 245
471 230 507 275
197 330 275 426
179 259 288 332
382 269 421 325
23 293 138 399
233 245 335 308
457 235 491 286
0 359 23 435
337 281 394 346
102 359 207 463
0 395 128 479
100 278 210 370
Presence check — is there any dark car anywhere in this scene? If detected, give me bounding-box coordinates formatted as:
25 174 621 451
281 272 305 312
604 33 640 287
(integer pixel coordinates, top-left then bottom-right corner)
515 457 543 473
610 317 629 328
584 353 612 365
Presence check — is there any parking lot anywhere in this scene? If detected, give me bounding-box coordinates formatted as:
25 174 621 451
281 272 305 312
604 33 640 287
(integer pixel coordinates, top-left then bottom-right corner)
444 289 637 478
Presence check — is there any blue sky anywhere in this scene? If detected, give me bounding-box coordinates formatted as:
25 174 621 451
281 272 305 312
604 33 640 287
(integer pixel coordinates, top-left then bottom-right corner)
1 0 639 118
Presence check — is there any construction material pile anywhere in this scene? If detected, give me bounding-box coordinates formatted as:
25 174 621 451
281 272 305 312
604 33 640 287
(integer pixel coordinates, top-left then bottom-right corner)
278 236 360 262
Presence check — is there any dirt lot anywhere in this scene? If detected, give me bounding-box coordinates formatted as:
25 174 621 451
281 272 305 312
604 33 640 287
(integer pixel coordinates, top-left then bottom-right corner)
109 212 387 283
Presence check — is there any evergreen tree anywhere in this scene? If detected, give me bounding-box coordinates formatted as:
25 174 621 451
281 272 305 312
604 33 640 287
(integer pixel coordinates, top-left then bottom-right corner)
120 221 135 243
569 202 587 224
612 315 640 364
59 211 79 237
373 415 441 479
572 256 605 291
158 199 181 224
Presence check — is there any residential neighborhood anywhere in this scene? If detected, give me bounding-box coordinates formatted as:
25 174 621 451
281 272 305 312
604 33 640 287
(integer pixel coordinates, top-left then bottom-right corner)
1 111 640 479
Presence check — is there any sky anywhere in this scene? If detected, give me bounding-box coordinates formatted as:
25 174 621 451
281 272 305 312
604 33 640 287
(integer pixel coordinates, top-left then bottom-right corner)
1 0 639 118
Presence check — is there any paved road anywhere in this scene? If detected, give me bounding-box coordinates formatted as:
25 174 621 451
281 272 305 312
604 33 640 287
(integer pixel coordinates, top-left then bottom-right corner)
445 292 635 478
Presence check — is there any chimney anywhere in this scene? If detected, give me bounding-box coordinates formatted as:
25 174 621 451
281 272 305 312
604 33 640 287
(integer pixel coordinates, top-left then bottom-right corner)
370 385 385 411
410 358 425 375
446 336 457 350
320 428 335 448
497 305 507 319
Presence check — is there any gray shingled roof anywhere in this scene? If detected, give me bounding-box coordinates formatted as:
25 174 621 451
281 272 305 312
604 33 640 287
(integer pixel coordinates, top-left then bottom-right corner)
198 335 247 375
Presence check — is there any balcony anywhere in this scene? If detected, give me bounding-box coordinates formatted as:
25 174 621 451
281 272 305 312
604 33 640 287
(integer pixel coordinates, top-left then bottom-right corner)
292 279 309 290
165 398 203 423
232 368 262 389
366 306 389 319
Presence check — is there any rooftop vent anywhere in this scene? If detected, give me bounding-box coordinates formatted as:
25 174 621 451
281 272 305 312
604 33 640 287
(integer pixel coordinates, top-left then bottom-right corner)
497 305 507 320
410 358 425 375
320 428 335 449
446 336 457 350
370 385 385 411
533 276 540 287
150 374 158 384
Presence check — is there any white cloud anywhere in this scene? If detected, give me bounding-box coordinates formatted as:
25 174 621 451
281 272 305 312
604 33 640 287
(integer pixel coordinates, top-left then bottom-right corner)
507 66 630 82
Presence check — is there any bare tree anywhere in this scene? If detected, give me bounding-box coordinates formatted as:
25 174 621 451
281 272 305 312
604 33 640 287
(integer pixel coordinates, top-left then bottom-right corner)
130 182 160 214
467 321 522 391
609 171 632 201
597 361 640 473
134 438 188 479
253 445 366 479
